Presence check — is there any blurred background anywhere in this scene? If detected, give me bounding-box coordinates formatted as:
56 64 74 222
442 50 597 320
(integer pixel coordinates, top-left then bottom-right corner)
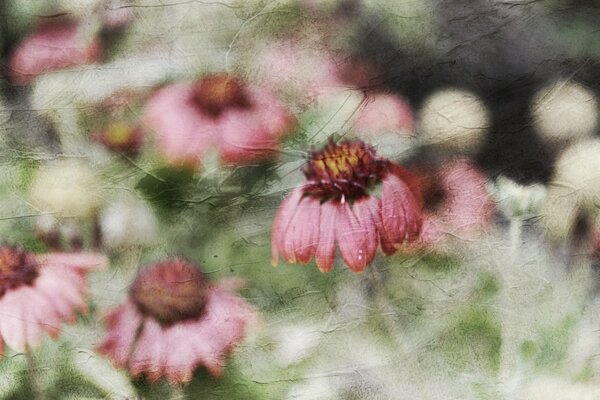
1 0 600 398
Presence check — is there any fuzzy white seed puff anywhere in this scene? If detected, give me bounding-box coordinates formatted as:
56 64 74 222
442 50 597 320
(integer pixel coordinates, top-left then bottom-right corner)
29 159 104 218
531 80 599 145
417 88 490 154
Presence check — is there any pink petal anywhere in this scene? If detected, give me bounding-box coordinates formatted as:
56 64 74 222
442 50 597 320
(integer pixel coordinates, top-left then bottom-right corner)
36 252 108 271
352 196 379 265
379 172 422 254
9 21 102 85
315 200 338 272
280 195 322 265
335 200 377 272
40 267 87 312
271 186 305 266
19 289 45 349
129 318 166 382
143 83 219 167
0 288 28 352
291 196 321 264
34 268 78 323
189 287 255 376
162 324 204 383
23 286 62 342
96 301 143 368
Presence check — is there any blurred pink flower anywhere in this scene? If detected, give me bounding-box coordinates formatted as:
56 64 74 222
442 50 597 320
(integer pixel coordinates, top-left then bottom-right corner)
271 140 423 273
354 93 414 135
254 40 344 102
142 74 296 167
97 259 256 384
418 159 495 246
0 247 106 353
9 20 102 85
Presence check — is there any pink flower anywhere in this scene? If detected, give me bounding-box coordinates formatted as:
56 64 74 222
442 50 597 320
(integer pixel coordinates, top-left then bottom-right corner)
97 259 256 384
142 74 296 167
0 247 107 353
9 20 102 85
254 40 345 102
354 93 414 135
271 140 423 273
417 159 495 246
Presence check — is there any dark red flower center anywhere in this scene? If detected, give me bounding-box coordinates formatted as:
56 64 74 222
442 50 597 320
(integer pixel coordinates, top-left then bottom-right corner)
0 247 39 298
303 140 386 200
130 259 210 326
192 73 250 117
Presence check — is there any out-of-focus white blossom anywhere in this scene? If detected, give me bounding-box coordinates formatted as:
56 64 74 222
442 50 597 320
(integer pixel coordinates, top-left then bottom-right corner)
29 159 104 218
417 88 490 154
490 176 547 219
553 139 600 204
531 80 599 145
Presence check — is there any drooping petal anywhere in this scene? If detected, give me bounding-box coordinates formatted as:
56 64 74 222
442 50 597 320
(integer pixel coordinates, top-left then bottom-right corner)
40 266 87 313
34 267 78 324
271 186 305 266
129 318 166 382
189 287 256 377
22 286 61 343
379 171 422 254
315 200 338 272
335 201 376 272
352 196 379 265
0 288 27 352
291 196 321 264
96 301 143 368
161 323 202 384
